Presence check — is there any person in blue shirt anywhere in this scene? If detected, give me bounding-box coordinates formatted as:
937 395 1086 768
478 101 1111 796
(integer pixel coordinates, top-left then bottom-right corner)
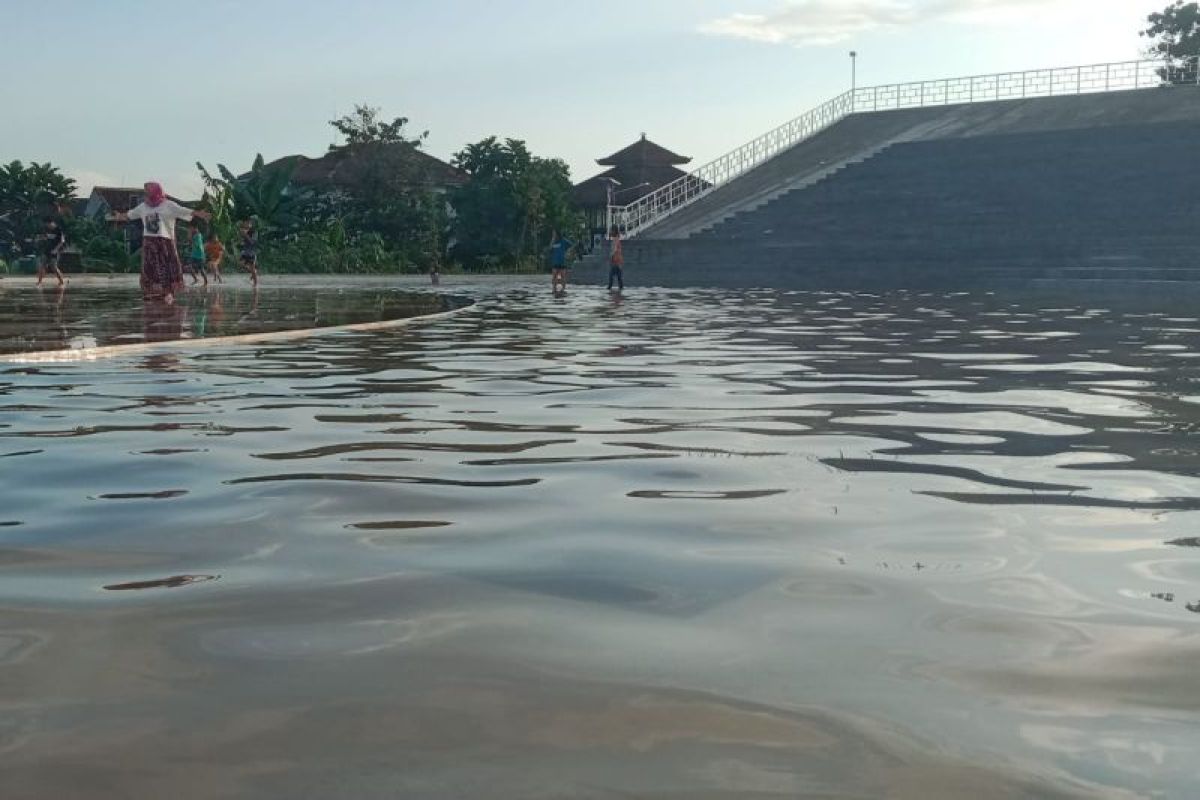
548 230 574 294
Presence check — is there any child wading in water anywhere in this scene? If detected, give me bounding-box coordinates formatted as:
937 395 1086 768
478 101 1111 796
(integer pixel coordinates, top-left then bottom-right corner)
37 219 67 288
549 230 574 294
185 222 207 286
607 225 624 292
238 220 259 286
204 234 225 283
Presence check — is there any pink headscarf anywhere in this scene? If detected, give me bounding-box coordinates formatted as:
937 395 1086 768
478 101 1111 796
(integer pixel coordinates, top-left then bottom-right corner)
144 181 166 207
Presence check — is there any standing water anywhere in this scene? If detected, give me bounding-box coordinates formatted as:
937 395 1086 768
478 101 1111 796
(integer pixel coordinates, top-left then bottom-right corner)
1 285 1198 799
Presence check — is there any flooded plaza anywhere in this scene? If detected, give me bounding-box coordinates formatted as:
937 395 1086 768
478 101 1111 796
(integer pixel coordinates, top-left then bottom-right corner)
1 283 1198 799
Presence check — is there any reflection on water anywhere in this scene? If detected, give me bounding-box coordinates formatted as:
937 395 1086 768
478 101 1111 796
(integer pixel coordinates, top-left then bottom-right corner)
2 286 1200 798
0 286 465 354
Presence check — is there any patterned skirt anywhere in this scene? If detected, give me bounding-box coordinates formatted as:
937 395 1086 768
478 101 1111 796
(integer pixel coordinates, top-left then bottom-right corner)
140 236 184 299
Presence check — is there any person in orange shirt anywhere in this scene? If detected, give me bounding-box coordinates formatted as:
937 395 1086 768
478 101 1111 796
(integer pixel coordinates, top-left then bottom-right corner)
204 236 225 284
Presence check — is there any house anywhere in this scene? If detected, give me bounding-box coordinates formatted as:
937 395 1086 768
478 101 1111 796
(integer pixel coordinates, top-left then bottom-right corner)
83 187 147 220
83 187 192 220
259 142 467 197
572 135 693 240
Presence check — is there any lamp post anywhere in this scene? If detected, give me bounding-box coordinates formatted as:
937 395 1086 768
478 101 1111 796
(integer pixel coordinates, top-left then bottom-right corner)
604 181 652 240
601 178 621 240
850 51 857 94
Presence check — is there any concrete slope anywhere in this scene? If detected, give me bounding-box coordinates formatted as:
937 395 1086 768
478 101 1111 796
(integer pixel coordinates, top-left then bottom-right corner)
574 86 1200 290
643 86 1200 241
645 107 954 240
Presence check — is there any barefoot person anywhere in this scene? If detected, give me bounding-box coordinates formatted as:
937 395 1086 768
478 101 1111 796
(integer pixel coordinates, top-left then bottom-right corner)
238 219 259 286
36 218 67 288
113 182 208 303
185 222 208 286
607 225 624 292
548 230 574 294
204 234 225 284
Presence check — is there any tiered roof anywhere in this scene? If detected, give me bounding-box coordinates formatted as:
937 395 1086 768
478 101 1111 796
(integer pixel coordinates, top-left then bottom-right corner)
572 135 693 208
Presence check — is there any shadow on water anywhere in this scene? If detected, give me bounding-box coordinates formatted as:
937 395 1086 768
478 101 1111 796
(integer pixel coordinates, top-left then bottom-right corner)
2 285 1200 798
103 575 220 591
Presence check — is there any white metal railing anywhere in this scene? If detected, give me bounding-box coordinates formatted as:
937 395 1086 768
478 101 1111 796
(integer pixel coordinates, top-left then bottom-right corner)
610 56 1200 238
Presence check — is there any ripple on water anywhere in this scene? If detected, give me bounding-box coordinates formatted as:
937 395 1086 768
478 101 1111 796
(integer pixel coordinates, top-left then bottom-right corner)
2 285 1200 798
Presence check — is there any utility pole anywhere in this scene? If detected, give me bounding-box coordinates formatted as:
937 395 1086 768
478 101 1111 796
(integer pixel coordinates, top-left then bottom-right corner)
850 51 858 94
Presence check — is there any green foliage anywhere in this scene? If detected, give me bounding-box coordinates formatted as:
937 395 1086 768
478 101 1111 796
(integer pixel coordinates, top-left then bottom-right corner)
197 154 303 231
63 216 138 273
258 230 415 274
329 105 428 151
298 105 449 271
450 137 582 270
1143 2 1200 83
0 160 76 257
196 176 237 256
183 107 585 274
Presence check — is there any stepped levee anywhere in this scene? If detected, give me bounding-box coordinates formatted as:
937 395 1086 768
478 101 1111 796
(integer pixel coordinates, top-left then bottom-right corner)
579 60 1200 290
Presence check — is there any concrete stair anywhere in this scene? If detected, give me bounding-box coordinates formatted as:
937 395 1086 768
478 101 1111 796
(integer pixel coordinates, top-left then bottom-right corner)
578 87 1200 290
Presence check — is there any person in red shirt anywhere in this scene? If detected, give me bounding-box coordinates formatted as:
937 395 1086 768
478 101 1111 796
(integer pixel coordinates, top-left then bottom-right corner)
607 225 624 292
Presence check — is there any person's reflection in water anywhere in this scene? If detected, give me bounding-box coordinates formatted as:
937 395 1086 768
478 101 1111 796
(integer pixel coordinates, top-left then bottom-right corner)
52 284 69 346
139 352 181 372
236 285 261 330
143 297 183 344
189 286 209 340
30 283 70 351
208 287 225 335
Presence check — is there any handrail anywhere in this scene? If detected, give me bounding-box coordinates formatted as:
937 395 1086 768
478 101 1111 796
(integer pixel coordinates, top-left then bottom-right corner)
610 55 1200 239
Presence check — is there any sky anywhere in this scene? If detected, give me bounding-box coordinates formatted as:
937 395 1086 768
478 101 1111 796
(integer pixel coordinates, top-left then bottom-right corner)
0 0 1170 198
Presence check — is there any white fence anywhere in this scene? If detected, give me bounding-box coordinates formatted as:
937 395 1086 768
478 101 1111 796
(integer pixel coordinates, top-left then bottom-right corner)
611 56 1200 238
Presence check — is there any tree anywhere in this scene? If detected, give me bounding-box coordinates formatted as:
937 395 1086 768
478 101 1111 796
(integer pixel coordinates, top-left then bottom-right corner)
449 137 527 266
450 137 581 269
329 105 428 152
311 105 447 271
1142 2 1200 84
0 161 76 258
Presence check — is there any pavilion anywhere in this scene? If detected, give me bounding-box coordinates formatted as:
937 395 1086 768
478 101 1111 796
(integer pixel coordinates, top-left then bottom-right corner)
572 135 692 242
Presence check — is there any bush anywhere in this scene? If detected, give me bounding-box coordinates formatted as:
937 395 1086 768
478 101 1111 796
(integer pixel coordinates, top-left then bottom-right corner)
257 231 420 274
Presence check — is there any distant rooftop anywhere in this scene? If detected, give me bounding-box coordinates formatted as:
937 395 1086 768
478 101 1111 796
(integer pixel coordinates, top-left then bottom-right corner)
597 134 692 167
86 187 188 214
262 142 466 190
573 135 693 209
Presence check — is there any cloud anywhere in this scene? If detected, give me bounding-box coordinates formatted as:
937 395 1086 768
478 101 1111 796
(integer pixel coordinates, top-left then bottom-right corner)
699 0 1055 47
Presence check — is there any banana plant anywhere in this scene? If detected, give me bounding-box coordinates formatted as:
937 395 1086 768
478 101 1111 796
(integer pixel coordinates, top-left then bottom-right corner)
197 154 303 233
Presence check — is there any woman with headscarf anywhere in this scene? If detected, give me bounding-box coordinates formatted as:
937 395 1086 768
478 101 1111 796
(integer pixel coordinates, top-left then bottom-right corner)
113 182 209 303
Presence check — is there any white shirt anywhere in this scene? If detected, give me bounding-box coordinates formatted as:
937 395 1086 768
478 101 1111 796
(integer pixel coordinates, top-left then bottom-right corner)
127 200 193 240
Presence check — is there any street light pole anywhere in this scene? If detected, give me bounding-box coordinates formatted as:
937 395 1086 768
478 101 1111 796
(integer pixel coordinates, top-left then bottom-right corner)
850 51 857 94
605 180 613 239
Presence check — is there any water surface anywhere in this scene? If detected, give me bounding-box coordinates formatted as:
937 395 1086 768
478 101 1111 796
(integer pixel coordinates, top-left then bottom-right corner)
0 286 462 354
2 286 1198 799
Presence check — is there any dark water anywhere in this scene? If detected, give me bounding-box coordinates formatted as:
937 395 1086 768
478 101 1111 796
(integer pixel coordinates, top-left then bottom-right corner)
2 286 1199 799
0 286 461 354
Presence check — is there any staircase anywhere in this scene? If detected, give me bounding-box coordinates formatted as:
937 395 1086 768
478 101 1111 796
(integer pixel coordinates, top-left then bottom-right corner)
574 58 1200 290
